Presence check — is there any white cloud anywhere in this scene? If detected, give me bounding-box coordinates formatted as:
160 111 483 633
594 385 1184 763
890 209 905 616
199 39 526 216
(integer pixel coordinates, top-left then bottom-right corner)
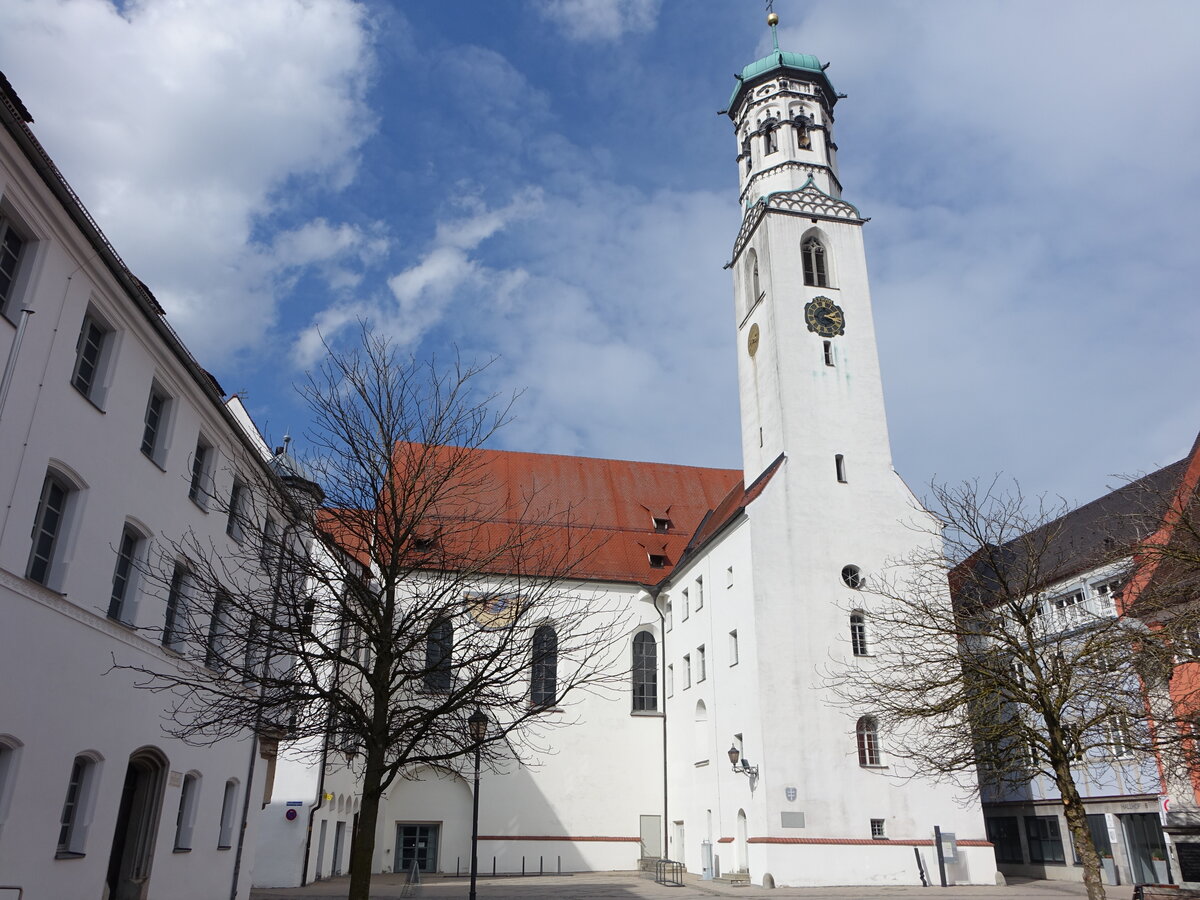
0 0 378 364
533 0 660 42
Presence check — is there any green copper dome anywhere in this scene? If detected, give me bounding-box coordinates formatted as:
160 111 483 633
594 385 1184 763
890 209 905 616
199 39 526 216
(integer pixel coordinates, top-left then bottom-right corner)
726 49 838 118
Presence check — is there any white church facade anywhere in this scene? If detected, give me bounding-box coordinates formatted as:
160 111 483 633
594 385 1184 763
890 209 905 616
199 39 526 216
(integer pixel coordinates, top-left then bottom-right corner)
256 21 999 890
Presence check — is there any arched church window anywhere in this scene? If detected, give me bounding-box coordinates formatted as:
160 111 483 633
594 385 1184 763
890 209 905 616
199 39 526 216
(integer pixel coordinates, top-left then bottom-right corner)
424 617 453 692
802 237 828 287
746 249 761 307
532 624 558 708
856 716 882 766
632 631 657 712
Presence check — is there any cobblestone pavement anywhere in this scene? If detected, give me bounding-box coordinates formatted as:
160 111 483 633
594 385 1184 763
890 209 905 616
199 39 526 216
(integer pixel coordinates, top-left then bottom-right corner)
251 872 1095 900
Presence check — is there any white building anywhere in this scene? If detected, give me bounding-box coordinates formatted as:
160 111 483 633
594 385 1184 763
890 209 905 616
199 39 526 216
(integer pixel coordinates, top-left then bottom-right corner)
0 74 293 900
257 20 998 890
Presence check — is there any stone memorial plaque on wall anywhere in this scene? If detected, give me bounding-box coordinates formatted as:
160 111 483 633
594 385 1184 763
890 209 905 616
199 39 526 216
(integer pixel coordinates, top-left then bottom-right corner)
781 811 805 828
1177 843 1200 882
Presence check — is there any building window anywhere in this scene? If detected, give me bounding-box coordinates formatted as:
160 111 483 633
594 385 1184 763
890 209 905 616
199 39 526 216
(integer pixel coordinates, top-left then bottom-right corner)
749 248 761 303
108 524 143 623
71 310 112 403
648 553 667 568
1091 577 1123 616
842 564 863 589
682 654 691 689
425 618 453 692
174 773 201 851
726 565 734 588
163 563 191 650
695 576 704 610
986 816 1024 864
1024 815 1065 864
696 645 706 682
57 754 100 857
0 214 30 319
652 516 672 533
802 237 828 287
856 715 882 766
666 664 674 698
188 438 213 506
27 471 75 587
226 479 248 542
681 588 689 621
140 384 171 463
729 629 739 665
850 611 869 656
531 624 558 707
664 601 673 632
0 737 19 838
260 516 281 567
205 589 231 670
217 779 238 850
870 818 886 839
823 340 835 367
835 453 847 483
1110 713 1133 758
632 631 658 712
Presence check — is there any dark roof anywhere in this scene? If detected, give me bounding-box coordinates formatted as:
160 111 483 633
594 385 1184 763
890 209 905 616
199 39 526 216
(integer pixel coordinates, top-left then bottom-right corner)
952 459 1187 606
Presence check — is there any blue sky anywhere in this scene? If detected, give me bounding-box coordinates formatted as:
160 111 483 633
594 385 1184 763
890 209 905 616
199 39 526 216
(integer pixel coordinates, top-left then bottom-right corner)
3 0 1199 507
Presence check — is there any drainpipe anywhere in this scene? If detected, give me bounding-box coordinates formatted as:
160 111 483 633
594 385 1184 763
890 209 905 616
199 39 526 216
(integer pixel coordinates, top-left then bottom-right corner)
649 583 669 861
300 729 333 886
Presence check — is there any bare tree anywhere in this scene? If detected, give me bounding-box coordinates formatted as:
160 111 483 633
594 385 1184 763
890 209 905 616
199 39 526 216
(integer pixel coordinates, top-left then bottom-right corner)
826 476 1198 900
116 329 627 900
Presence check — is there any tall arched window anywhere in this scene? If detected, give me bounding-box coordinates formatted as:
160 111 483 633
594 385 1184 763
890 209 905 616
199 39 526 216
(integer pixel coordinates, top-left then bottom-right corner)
746 248 761 307
532 624 558 708
802 237 828 287
425 618 453 692
856 716 881 766
632 631 657 712
850 612 869 656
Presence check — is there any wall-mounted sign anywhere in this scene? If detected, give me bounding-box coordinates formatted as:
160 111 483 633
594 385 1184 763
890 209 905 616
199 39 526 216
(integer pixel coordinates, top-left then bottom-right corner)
285 808 299 822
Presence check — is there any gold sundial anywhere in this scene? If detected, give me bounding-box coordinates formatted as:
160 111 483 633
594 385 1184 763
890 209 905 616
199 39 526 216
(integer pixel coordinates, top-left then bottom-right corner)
747 322 761 357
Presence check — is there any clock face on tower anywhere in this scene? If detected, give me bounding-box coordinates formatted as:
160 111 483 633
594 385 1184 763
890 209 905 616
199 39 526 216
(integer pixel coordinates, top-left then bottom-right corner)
804 296 845 337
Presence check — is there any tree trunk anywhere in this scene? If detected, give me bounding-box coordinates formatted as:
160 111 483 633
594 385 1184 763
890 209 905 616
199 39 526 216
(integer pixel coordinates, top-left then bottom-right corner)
1053 759 1106 900
347 749 385 900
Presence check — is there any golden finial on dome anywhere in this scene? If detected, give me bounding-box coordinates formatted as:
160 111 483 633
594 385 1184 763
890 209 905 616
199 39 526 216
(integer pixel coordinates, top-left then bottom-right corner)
767 12 779 26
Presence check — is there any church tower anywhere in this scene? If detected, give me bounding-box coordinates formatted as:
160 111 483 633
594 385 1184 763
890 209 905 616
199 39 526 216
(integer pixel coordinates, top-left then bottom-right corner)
725 14 895 489
656 13 998 886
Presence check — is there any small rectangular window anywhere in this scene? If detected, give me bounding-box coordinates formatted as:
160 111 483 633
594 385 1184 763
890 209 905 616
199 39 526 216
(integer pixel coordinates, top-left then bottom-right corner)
666 664 674 698
217 780 238 850
697 645 706 682
870 818 886 839
682 654 691 689
0 214 31 319
835 454 847 483
695 576 704 610
726 566 734 588
823 340 835 367
27 472 72 587
175 774 200 851
652 516 672 533
57 755 94 856
729 630 739 666
681 588 689 621
226 480 248 542
1024 815 1065 864
205 589 231 670
664 601 673 632
141 385 171 462
648 553 667 568
108 525 141 622
189 438 213 506
163 564 190 650
71 311 112 403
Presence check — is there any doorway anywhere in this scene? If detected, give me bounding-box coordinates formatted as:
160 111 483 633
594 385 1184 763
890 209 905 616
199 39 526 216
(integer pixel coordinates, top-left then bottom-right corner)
105 748 167 900
316 820 328 879
1122 813 1169 885
396 823 440 874
672 820 685 865
735 809 748 873
332 820 347 876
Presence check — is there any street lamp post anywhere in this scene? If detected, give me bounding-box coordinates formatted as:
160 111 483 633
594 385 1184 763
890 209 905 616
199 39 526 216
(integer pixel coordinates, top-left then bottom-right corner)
468 709 488 900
